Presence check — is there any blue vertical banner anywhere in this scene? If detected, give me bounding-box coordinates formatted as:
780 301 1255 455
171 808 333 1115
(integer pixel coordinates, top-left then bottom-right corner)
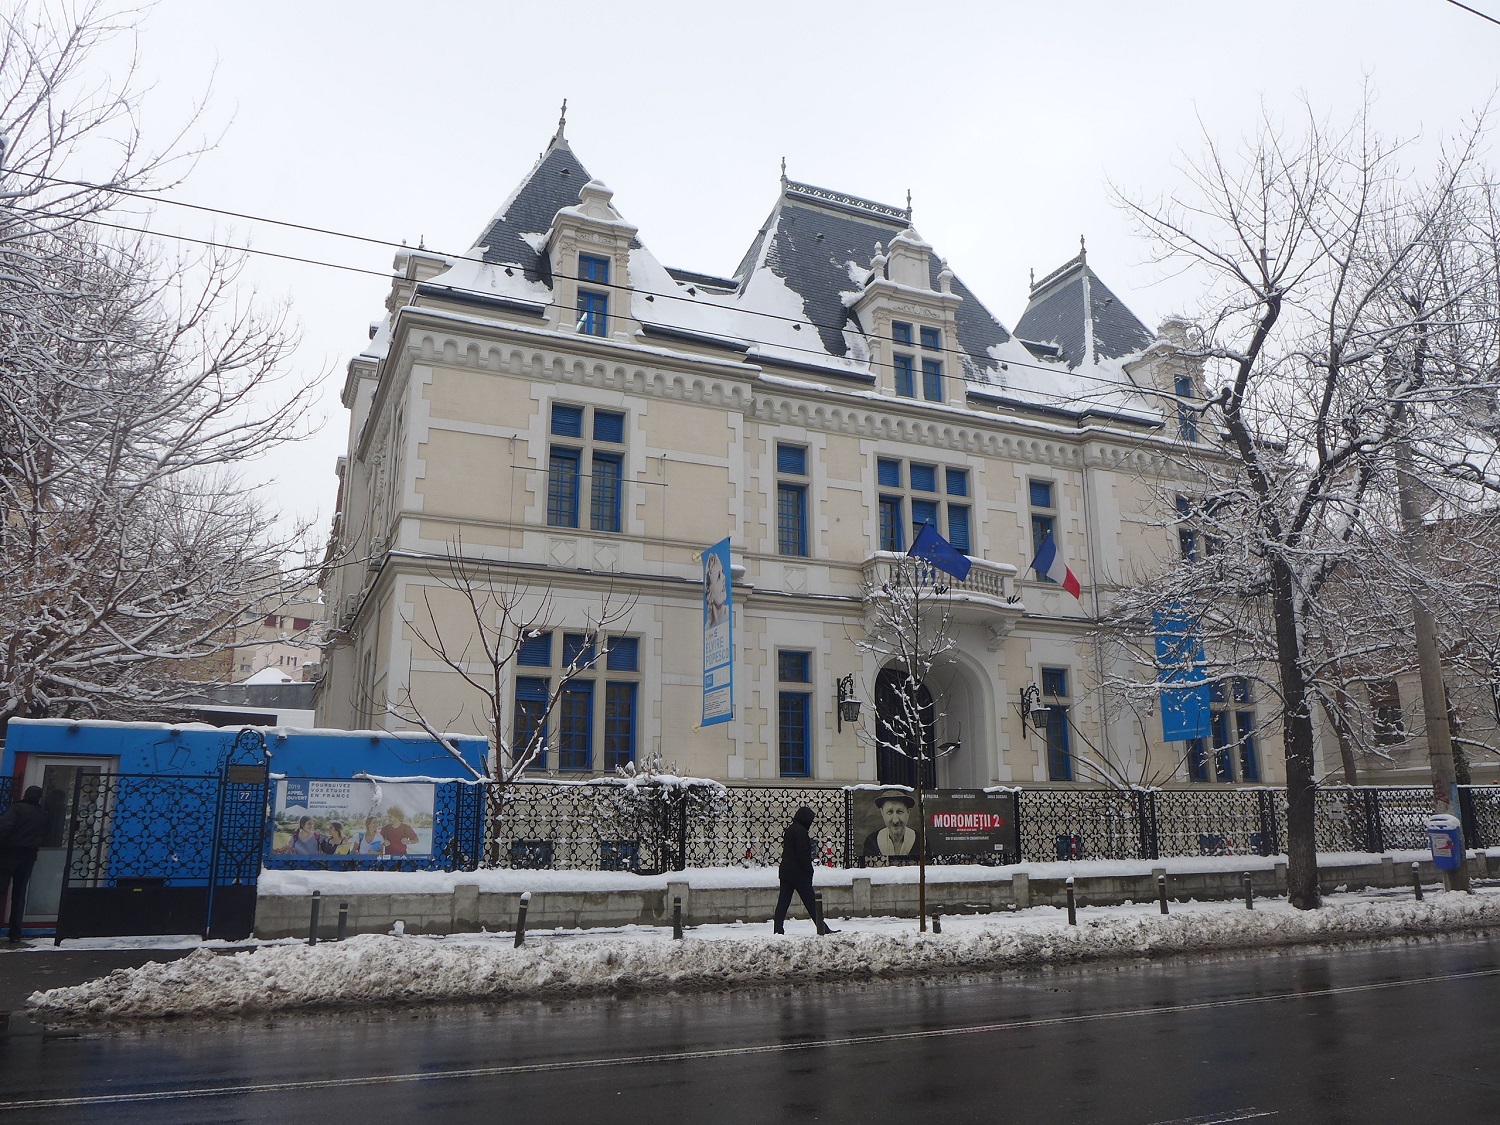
702 537 734 725
1154 606 1212 741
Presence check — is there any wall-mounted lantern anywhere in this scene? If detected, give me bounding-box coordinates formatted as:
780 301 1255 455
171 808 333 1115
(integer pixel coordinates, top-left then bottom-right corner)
1018 684 1052 737
837 674 862 731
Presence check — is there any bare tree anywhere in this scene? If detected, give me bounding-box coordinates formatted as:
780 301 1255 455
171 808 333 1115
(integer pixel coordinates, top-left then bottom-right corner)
0 5 320 729
384 540 636 862
1107 102 1500 908
854 552 961 929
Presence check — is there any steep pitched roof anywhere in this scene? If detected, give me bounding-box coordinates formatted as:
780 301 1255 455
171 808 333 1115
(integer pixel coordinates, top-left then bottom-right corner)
1014 251 1154 370
734 181 1016 378
469 134 591 282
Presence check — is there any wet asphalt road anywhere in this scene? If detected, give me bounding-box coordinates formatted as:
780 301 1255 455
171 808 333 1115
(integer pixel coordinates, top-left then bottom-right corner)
0 933 1497 1124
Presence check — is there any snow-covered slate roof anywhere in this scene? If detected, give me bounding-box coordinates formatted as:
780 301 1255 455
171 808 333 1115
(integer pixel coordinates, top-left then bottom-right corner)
732 181 1022 382
434 129 1161 423
1015 251 1155 371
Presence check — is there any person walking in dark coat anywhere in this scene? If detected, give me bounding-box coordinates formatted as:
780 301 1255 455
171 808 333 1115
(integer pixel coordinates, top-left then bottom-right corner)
0 786 47 944
773 805 836 935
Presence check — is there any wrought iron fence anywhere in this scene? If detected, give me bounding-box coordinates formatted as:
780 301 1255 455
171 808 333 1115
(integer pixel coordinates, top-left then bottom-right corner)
472 780 1497 871
0 776 11 818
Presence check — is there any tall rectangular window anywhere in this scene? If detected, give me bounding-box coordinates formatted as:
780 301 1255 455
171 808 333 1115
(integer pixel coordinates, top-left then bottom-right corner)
558 680 594 771
1175 374 1198 441
1370 679 1405 744
919 325 941 351
548 403 626 532
893 354 915 398
1041 667 1072 782
604 682 636 770
513 676 549 771
776 442 809 557
1189 677 1258 784
778 650 812 778
1029 479 1056 569
1177 495 1198 561
577 254 610 336
921 358 943 401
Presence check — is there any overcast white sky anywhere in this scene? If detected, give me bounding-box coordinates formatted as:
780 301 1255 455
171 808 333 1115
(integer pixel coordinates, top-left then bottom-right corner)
112 0 1500 539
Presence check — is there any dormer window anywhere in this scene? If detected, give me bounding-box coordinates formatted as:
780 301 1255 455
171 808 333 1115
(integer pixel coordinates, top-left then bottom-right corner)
577 254 610 336
891 320 943 401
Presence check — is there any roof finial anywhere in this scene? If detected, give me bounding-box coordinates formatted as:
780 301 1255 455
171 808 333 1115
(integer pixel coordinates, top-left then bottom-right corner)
906 188 913 217
1029 266 1035 290
780 156 787 186
554 98 568 142
1079 233 1087 263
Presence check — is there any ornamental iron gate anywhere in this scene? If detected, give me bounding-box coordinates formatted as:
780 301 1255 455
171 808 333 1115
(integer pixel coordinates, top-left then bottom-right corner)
54 729 269 941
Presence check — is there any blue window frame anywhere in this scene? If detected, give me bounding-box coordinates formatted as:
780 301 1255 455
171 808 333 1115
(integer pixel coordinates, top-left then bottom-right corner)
579 254 610 284
604 682 636 770
1237 712 1260 782
922 358 942 401
777 443 807 476
563 632 597 669
1211 709 1235 782
778 484 807 556
919 325 941 351
777 650 812 778
779 693 811 778
1030 479 1056 566
578 290 608 336
551 404 583 438
947 505 971 552
1175 374 1198 441
877 459 902 488
1030 480 1054 509
912 498 939 533
559 681 593 771
591 452 622 532
514 676 549 770
892 321 913 346
879 496 904 551
518 632 552 666
548 447 580 527
606 636 639 672
593 410 624 443
1041 667 1072 781
893 354 915 397
910 463 937 493
1187 738 1209 782
945 468 968 497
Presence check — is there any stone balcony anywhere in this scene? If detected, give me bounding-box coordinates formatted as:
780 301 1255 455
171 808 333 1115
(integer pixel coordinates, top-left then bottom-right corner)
859 551 1026 636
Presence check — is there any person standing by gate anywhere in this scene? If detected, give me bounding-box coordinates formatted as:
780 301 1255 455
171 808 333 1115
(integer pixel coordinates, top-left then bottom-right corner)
0 786 46 944
773 805 836 936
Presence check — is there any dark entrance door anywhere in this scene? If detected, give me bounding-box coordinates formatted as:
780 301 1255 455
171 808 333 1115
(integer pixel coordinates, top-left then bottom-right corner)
54 729 269 941
875 667 936 788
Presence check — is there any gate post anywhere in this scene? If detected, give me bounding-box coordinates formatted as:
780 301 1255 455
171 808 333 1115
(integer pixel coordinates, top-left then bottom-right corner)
1136 789 1159 861
1257 789 1281 856
1362 789 1384 854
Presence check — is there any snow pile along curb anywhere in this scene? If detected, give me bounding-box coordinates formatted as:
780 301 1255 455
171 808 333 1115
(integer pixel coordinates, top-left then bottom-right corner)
29 893 1500 1021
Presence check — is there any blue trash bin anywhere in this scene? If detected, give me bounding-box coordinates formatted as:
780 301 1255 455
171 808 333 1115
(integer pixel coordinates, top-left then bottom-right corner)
1424 814 1464 873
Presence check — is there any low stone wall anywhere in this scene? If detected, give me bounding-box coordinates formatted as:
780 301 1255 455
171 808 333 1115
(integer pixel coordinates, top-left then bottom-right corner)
252 852 1497 940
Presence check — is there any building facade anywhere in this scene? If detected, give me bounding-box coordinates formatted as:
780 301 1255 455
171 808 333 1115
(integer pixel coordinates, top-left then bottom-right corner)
315 123 1281 790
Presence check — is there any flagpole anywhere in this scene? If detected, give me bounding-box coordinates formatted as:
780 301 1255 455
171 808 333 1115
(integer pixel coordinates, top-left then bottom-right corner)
914 555 927 933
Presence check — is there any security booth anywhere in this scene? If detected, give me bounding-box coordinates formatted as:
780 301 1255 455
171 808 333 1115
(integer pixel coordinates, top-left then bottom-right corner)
0 720 488 941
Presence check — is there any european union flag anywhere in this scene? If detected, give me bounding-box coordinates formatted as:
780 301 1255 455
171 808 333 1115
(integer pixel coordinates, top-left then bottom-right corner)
908 522 972 581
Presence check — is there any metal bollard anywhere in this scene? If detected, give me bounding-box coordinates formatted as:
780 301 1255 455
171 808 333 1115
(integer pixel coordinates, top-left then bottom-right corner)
308 890 321 946
673 895 684 940
931 912 942 934
1412 861 1424 902
336 902 349 941
1066 877 1077 926
1243 872 1254 910
514 890 531 948
1158 874 1169 915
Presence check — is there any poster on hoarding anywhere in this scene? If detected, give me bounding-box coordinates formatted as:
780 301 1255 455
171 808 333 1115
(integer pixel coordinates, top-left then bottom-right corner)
850 787 1019 864
702 536 733 725
271 779 436 859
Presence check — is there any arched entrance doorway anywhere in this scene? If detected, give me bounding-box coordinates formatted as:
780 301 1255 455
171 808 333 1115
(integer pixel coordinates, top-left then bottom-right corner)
875 666 936 788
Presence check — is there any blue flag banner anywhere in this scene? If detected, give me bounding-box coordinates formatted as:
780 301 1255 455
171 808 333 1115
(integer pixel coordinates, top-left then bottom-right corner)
702 537 733 726
1154 606 1212 742
908 522 972 581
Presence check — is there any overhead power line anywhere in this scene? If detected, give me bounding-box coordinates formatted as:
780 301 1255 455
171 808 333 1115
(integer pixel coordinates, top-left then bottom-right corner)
7 173 1177 414
1443 0 1500 28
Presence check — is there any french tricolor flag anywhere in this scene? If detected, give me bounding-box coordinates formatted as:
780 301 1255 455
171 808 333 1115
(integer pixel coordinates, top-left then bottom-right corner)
1030 533 1082 599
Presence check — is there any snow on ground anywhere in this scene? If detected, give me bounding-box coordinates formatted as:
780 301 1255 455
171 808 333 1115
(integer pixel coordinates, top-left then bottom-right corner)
257 851 1454 896
27 886 1500 1023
